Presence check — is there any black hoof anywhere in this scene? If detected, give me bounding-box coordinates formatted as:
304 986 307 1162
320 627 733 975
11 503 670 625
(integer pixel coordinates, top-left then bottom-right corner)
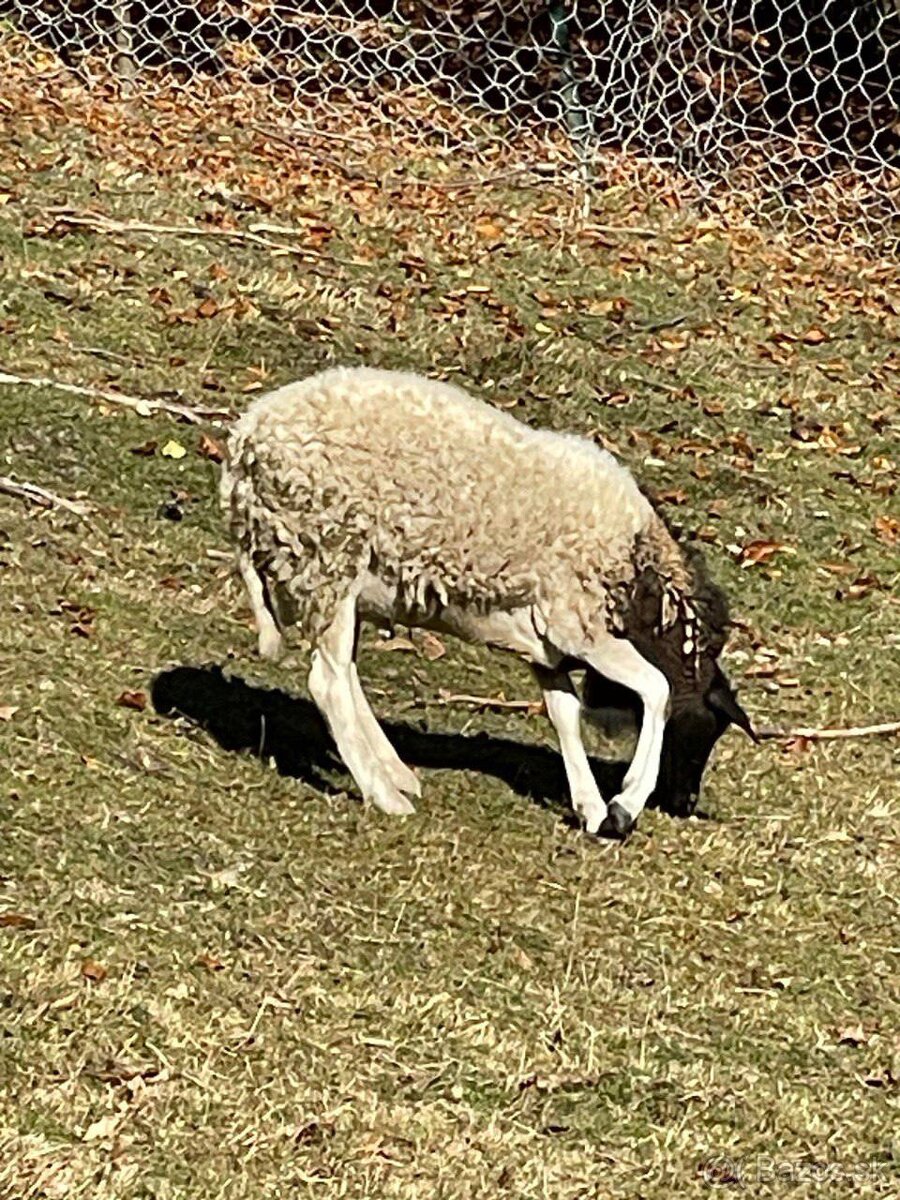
599 802 635 840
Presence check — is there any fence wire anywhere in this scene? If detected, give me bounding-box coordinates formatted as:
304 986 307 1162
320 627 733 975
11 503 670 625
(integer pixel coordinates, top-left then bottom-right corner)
4 2 899 243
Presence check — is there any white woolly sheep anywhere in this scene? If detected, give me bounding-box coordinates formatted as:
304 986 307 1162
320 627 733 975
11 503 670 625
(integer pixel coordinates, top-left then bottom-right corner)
221 366 754 837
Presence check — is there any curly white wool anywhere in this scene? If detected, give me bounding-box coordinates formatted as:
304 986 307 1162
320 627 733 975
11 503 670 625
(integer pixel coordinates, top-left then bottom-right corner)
222 366 669 649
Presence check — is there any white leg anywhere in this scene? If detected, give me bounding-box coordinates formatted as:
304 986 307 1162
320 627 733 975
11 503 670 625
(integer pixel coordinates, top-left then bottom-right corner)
237 551 282 661
532 666 608 834
583 637 669 833
348 664 421 798
308 596 415 816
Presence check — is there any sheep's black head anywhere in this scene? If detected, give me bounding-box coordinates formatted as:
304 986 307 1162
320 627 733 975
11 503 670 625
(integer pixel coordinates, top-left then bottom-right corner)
654 664 756 815
582 662 755 817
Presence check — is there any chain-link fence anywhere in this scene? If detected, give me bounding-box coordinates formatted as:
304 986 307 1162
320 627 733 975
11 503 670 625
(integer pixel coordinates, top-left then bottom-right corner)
4 2 899 242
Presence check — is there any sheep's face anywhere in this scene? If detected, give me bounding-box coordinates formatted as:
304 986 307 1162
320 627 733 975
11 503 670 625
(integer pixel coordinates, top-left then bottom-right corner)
655 665 756 815
582 663 755 815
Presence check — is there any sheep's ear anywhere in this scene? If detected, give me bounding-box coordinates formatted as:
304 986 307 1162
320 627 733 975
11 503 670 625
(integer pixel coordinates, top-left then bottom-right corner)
708 682 758 742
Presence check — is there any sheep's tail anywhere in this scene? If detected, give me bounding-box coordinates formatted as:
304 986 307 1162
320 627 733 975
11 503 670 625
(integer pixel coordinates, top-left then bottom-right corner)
221 447 285 662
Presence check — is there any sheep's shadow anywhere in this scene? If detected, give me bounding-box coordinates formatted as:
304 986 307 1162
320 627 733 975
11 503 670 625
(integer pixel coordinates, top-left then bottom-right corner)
151 664 639 822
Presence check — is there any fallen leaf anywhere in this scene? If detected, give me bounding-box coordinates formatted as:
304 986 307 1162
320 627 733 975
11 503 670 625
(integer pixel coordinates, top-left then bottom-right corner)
841 573 881 600
303 222 333 248
196 952 225 971
675 438 716 457
474 219 504 241
801 327 828 345
739 539 788 566
744 661 777 679
373 636 416 653
874 515 899 546
196 296 219 319
161 440 187 459
862 1053 899 1088
784 735 812 755
58 600 96 638
197 433 225 463
83 1114 120 1142
653 487 688 505
418 631 446 661
88 1059 162 1086
772 327 829 346
0 705 18 721
81 958 108 982
0 912 36 929
129 440 158 457
116 690 147 712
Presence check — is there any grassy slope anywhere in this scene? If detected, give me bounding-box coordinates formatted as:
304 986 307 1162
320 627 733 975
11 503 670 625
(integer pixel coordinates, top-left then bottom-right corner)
0 52 898 1200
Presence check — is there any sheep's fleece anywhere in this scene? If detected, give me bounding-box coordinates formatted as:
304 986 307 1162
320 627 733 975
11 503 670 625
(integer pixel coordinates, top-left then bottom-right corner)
221 366 739 836
222 367 692 644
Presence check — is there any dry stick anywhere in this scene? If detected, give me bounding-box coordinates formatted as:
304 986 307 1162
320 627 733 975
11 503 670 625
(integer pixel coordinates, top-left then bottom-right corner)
415 691 898 737
0 475 92 523
756 721 900 742
249 123 373 182
433 693 542 713
0 369 232 425
41 208 359 270
254 120 376 150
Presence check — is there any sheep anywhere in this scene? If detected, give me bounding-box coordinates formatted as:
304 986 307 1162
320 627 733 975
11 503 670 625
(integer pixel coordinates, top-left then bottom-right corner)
221 366 755 837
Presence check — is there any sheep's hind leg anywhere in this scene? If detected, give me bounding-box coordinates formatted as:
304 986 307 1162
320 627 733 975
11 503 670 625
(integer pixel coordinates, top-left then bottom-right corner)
532 665 608 834
308 594 416 816
582 636 669 838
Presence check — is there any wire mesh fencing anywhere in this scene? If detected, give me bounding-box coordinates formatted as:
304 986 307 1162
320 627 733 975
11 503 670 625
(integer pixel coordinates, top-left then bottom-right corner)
3 1 899 245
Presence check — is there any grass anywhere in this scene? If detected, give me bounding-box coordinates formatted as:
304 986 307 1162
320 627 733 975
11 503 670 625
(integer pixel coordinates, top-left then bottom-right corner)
1 39 899 1199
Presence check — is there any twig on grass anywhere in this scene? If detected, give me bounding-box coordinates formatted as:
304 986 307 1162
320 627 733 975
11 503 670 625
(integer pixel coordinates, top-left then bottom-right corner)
254 120 376 150
0 475 93 523
433 692 543 714
0 369 232 425
406 693 899 739
37 207 361 270
632 313 689 334
249 123 373 182
756 721 900 741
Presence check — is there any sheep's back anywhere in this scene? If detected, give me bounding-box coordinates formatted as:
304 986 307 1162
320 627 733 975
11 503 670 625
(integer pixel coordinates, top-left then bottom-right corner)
224 367 654 632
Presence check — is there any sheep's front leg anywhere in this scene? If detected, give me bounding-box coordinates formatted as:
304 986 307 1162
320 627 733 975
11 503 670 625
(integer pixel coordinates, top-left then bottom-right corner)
583 637 669 837
347 664 421 799
532 665 608 834
237 551 282 661
308 597 416 816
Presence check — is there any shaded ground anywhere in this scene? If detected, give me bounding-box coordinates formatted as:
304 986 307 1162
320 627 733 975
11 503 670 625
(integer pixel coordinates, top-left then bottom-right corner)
0 35 898 1200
